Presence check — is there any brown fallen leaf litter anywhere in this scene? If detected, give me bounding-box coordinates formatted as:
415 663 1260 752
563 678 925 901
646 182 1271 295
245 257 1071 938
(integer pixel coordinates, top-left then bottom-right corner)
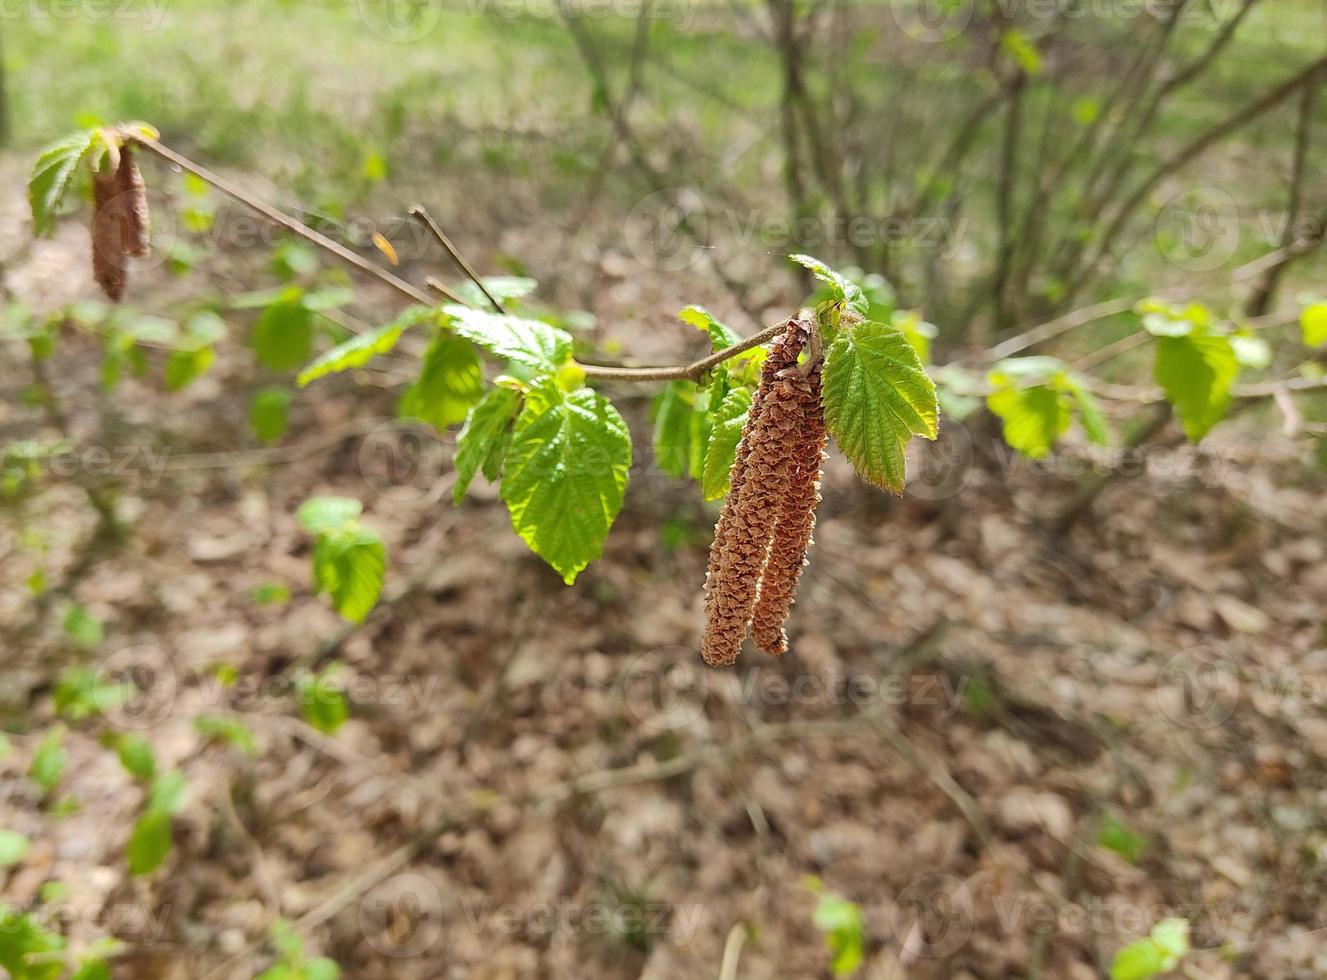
2 182 1326 980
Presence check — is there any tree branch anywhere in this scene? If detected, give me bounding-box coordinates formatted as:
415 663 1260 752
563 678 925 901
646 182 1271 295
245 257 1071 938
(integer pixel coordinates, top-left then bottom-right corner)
128 136 465 306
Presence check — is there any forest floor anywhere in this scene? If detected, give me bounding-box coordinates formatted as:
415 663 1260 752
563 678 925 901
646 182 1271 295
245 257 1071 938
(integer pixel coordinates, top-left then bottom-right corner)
2 151 1327 980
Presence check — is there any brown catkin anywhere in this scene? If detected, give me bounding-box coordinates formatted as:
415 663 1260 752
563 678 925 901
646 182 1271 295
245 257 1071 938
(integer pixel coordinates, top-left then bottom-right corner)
749 360 827 655
701 321 811 667
90 168 127 302
702 320 803 601
115 146 150 257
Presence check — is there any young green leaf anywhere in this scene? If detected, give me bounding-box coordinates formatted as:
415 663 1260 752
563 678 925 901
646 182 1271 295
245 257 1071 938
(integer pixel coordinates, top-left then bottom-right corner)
113 735 157 780
1109 918 1189 980
1097 813 1146 864
1299 302 1327 347
790 254 869 319
29 129 98 236
987 385 1072 458
165 346 216 391
297 668 350 736
0 830 30 868
822 320 939 493
453 385 522 504
250 387 292 444
500 381 632 584
399 332 484 430
0 905 65 980
454 276 538 307
442 305 573 371
194 715 259 756
252 298 315 372
311 529 386 623
127 809 173 876
297 496 362 534
651 380 697 480
62 604 103 649
1154 332 1238 441
701 387 752 500
678 305 742 351
29 728 68 794
812 894 866 977
297 306 434 386
1065 378 1110 446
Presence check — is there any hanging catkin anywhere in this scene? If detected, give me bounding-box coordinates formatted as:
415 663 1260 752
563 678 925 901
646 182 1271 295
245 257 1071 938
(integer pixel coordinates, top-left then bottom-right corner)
749 358 826 655
90 168 127 302
701 320 823 666
115 146 150 257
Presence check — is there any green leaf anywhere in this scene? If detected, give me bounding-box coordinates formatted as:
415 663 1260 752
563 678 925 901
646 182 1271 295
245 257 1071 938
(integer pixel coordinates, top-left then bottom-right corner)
1001 29 1043 74
62 603 103 649
822 320 939 493
29 728 67 794
297 496 362 534
454 276 537 307
165 346 215 391
297 306 433 386
183 310 227 347
1110 919 1189 980
301 287 354 312
250 387 292 444
304 957 341 980
127 809 173 875
442 305 573 371
500 381 632 584
1154 332 1238 441
29 129 97 236
194 715 258 756
1230 334 1271 369
651 380 696 480
701 387 752 500
54 667 129 721
988 385 1071 458
1065 378 1109 445
678 305 742 351
0 830 30 867
146 769 187 815
252 299 314 372
297 668 350 736
0 906 64 980
812 895 866 978
312 529 386 623
790 254 869 318
894 310 938 363
453 385 522 504
114 735 157 781
1097 813 1146 864
251 582 292 606
399 332 484 430
1300 302 1327 347
71 962 112 980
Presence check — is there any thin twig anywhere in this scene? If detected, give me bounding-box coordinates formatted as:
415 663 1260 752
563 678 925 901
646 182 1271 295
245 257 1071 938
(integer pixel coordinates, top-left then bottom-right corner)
579 321 788 382
408 205 506 313
128 136 465 307
718 923 749 980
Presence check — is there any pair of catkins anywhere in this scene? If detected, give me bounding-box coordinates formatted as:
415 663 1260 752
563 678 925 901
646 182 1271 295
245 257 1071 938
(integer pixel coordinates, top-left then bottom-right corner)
702 318 827 667
91 145 150 301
